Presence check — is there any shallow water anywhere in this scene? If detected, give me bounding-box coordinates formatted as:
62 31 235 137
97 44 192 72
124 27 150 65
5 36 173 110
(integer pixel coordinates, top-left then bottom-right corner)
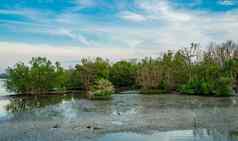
96 129 238 141
0 80 238 141
0 79 12 96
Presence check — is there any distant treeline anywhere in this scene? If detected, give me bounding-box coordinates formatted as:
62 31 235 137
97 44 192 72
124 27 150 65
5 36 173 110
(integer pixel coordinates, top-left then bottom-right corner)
5 40 238 96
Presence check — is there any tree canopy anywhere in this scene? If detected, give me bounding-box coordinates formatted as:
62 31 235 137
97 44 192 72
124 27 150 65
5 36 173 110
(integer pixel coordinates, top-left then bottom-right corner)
6 57 67 94
5 41 238 96
109 60 137 88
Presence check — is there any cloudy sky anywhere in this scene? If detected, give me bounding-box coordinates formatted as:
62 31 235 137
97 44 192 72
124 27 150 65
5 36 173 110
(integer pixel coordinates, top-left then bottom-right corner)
0 0 238 72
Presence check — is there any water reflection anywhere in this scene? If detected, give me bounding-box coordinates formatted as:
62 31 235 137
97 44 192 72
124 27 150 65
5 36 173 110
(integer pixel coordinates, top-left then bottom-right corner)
0 79 13 96
231 131 238 140
0 95 72 122
97 129 238 141
5 96 72 113
0 93 238 140
0 94 104 122
0 100 10 120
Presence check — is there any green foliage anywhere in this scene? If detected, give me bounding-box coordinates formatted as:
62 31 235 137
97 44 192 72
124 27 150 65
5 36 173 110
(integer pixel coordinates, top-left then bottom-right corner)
109 61 137 88
90 79 114 99
137 41 238 96
5 63 31 93
178 84 195 95
5 57 68 94
136 58 161 90
178 78 234 96
93 57 111 80
136 52 189 92
66 69 83 90
178 80 213 95
69 57 110 91
200 81 211 95
214 77 234 96
5 41 238 97
171 51 189 87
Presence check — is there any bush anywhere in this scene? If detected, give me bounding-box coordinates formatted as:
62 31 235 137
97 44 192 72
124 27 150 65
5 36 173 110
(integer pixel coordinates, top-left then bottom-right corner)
178 77 234 96
199 82 211 95
90 79 114 99
214 77 234 96
178 80 213 95
178 84 195 95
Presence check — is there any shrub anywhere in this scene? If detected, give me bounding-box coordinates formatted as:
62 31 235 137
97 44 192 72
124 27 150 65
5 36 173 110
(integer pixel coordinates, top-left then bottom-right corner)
178 84 195 95
214 77 234 96
90 79 114 99
178 77 234 96
178 80 213 95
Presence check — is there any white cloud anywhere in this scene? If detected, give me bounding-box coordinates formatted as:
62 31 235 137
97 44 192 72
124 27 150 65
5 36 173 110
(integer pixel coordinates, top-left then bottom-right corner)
1 0 238 73
136 1 192 22
75 0 96 7
57 28 91 46
0 8 40 18
0 41 162 72
218 0 236 6
119 11 147 22
130 0 238 45
0 8 55 24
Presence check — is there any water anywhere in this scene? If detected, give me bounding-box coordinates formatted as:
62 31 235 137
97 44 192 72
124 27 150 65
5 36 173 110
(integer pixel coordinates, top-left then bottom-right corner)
0 79 12 96
96 129 238 141
0 79 238 140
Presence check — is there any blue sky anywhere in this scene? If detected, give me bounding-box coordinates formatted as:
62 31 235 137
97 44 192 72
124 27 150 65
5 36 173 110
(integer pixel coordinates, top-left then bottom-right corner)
0 0 238 72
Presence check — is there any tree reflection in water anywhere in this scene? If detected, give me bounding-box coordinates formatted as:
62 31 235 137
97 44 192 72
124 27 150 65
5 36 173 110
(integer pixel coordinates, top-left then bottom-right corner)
5 95 76 113
230 131 238 140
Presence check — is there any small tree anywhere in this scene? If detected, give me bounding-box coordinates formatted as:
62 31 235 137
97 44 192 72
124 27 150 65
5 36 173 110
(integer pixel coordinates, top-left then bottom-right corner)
5 57 68 94
5 63 31 93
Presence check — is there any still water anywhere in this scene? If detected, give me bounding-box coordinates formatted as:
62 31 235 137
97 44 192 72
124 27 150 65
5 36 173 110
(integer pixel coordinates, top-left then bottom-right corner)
96 129 238 141
0 79 238 141
0 79 12 96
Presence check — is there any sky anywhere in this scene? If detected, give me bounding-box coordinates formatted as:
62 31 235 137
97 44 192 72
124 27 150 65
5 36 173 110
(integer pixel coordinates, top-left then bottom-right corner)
0 0 238 72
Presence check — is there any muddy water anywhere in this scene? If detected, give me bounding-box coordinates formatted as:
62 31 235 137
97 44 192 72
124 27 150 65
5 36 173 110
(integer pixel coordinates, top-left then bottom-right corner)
0 80 238 140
